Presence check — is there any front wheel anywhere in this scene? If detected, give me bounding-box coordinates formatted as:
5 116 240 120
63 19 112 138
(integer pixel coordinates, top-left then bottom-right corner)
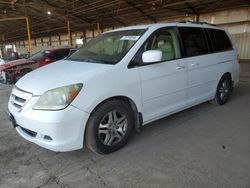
211 75 232 105
84 99 134 154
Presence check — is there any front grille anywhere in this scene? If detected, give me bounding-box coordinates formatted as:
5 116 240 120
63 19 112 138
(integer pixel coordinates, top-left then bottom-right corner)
10 87 32 112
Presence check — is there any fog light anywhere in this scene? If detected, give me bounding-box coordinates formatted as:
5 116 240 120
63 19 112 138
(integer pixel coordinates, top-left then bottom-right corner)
44 135 52 141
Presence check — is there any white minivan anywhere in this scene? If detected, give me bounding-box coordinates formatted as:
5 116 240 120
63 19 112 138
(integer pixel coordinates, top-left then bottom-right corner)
7 22 240 154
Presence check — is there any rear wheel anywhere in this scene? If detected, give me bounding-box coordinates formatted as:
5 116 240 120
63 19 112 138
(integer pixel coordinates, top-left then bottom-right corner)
211 75 232 105
85 99 134 154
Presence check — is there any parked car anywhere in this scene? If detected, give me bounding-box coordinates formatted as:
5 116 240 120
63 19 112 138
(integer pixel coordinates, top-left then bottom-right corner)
0 58 5 80
2 52 19 62
19 53 30 59
0 58 4 65
67 49 78 57
0 48 72 84
7 22 240 154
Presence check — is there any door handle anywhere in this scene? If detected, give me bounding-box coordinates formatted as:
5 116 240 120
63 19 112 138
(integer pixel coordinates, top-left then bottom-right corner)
191 62 199 67
176 65 186 70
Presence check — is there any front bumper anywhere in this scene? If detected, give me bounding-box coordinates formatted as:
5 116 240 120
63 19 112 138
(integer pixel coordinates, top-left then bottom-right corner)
8 96 90 152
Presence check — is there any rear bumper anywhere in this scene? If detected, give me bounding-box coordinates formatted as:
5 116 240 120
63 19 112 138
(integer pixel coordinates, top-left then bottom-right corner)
8 97 90 152
233 63 240 87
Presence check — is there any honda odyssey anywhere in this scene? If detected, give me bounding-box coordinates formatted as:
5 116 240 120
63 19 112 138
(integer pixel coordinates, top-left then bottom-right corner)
7 22 240 154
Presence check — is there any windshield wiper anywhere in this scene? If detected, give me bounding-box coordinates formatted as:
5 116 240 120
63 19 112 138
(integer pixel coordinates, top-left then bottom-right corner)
68 57 105 64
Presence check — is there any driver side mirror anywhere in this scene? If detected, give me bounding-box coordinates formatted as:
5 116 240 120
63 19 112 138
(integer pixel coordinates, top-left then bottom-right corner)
142 50 162 64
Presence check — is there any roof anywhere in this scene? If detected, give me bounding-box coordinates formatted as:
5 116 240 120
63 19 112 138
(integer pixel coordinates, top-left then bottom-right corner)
110 21 220 32
0 0 249 42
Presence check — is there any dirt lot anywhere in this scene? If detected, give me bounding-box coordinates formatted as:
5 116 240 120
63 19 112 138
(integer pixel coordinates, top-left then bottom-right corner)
0 61 250 188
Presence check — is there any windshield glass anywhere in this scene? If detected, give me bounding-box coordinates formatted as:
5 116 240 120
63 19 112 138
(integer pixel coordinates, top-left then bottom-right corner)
30 50 49 61
67 29 145 64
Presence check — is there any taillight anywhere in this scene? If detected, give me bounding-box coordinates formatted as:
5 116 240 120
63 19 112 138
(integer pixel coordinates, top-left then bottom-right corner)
237 55 240 64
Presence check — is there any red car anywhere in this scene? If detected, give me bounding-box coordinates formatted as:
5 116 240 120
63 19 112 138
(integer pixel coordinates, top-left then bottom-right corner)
0 48 72 84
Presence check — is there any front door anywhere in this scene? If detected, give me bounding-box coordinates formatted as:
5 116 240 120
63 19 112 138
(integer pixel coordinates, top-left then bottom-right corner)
133 27 188 123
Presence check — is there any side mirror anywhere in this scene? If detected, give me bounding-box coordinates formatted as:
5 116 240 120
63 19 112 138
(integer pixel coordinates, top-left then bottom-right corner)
142 50 162 64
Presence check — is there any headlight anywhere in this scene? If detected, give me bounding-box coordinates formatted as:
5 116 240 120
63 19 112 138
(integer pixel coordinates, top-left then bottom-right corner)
33 83 83 110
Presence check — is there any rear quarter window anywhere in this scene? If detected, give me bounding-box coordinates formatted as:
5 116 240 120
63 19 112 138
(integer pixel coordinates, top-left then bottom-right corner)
207 29 233 52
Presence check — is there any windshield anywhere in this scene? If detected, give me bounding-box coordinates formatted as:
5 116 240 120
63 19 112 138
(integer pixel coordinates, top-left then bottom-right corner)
67 29 145 64
30 50 49 61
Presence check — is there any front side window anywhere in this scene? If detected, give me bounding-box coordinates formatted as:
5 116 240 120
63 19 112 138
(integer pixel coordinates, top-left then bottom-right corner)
179 27 209 57
67 29 145 65
207 29 233 52
132 28 181 65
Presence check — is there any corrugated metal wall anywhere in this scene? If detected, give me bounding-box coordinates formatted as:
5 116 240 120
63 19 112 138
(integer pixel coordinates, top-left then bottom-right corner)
232 33 250 60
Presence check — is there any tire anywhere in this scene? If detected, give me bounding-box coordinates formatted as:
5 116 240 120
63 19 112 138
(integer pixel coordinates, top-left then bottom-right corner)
15 69 31 83
210 75 232 105
84 99 134 154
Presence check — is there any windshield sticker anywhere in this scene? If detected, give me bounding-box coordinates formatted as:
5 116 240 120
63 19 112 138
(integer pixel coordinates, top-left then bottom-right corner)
120 36 140 41
45 51 50 54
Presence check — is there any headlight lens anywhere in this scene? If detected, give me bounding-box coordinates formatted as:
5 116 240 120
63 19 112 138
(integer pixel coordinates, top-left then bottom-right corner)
33 83 83 110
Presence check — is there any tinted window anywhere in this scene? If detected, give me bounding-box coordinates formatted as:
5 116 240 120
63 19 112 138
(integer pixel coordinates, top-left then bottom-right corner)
61 49 70 58
49 49 70 61
208 29 233 52
179 27 209 57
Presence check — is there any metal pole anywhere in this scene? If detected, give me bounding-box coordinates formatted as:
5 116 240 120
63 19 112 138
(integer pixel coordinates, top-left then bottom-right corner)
67 19 72 47
195 14 200 22
97 22 100 34
25 17 32 55
0 35 4 58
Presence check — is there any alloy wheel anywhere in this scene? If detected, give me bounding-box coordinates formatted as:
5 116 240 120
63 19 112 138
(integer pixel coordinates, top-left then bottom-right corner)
98 110 128 146
219 80 230 102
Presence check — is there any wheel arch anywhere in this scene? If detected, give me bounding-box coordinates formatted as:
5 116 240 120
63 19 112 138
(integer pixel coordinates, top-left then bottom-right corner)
219 72 233 85
86 95 143 133
223 72 232 79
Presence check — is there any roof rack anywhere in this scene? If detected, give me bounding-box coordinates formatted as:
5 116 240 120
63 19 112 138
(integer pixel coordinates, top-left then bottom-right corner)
179 20 216 26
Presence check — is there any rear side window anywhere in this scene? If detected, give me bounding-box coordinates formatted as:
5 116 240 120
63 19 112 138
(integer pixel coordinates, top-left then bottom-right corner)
179 27 209 57
207 29 233 52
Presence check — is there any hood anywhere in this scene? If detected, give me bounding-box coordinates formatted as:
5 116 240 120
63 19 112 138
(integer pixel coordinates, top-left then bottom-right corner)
0 59 34 71
16 60 113 95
